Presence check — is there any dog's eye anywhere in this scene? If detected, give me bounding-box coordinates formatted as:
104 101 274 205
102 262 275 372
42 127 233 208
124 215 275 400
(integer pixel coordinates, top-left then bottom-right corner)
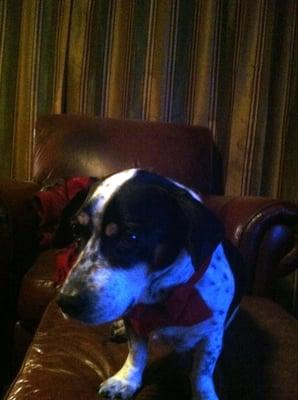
105 222 119 237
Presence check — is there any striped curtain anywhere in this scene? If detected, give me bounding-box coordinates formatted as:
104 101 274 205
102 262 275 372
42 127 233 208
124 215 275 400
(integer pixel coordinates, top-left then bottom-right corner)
0 0 297 314
0 0 297 200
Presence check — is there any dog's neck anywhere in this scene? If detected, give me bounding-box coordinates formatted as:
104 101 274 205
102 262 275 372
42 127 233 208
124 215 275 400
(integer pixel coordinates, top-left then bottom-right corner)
128 251 213 337
140 250 195 305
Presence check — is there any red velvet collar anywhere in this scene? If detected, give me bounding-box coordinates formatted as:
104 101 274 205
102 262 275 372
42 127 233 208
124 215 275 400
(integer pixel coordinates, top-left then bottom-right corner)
127 257 212 337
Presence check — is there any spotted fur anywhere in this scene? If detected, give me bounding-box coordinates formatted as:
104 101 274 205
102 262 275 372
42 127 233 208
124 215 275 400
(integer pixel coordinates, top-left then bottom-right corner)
56 168 244 400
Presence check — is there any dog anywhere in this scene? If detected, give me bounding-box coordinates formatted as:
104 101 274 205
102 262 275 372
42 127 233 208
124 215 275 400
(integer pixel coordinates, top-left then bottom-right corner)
56 168 245 400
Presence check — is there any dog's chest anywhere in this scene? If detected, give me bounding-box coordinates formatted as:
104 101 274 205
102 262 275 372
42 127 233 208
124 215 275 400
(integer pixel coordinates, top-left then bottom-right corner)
129 244 235 351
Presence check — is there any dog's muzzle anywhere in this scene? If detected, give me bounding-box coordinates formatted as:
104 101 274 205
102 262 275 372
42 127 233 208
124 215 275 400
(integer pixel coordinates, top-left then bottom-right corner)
56 291 92 322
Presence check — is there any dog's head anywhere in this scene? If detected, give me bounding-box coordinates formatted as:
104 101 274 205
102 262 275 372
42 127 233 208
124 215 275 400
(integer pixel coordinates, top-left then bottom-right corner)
56 169 224 324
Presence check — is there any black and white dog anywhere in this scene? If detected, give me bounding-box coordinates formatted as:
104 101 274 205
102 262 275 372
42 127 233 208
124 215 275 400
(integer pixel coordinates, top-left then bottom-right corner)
56 169 245 400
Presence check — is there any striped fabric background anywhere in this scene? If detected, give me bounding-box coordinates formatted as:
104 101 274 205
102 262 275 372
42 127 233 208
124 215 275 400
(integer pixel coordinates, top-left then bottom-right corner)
0 0 297 315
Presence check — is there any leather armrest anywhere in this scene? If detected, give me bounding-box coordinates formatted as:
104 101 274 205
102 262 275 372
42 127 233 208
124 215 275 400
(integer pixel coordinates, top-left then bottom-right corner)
4 297 298 400
204 195 298 296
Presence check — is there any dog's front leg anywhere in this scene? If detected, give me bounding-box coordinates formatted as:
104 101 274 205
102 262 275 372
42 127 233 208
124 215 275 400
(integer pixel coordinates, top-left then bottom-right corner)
99 325 148 399
191 330 223 400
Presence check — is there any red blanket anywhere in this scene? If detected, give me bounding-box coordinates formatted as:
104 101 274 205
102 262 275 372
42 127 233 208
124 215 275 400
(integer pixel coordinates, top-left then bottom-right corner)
34 177 95 285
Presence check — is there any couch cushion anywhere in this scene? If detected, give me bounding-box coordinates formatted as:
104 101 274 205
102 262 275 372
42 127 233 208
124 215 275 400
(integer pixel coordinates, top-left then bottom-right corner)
6 296 298 400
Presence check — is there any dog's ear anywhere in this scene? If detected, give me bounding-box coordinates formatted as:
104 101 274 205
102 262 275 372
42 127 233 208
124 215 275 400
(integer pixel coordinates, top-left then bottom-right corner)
176 193 225 267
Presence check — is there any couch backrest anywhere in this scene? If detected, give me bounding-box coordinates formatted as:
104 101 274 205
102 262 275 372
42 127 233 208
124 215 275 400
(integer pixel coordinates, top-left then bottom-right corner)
33 114 220 194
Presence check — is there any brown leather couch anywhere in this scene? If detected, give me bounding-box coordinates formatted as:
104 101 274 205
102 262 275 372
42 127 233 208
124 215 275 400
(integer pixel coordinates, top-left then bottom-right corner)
1 114 298 399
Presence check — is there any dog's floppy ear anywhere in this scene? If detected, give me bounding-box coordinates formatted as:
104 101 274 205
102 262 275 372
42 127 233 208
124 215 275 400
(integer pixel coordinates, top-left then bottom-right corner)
176 193 225 267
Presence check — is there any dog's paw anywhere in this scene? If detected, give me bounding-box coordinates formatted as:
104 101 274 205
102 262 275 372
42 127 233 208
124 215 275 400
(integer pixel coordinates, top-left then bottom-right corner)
99 377 140 399
193 382 219 400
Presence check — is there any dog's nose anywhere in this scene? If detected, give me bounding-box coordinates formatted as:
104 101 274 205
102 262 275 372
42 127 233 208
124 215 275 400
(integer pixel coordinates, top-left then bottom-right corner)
56 292 86 319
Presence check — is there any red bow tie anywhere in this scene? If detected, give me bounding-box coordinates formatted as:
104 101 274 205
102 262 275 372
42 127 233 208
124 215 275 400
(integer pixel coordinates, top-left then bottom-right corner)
127 257 212 337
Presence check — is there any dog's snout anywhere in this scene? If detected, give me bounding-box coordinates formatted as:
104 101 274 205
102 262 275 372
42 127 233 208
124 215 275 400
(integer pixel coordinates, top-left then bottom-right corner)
56 292 87 319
